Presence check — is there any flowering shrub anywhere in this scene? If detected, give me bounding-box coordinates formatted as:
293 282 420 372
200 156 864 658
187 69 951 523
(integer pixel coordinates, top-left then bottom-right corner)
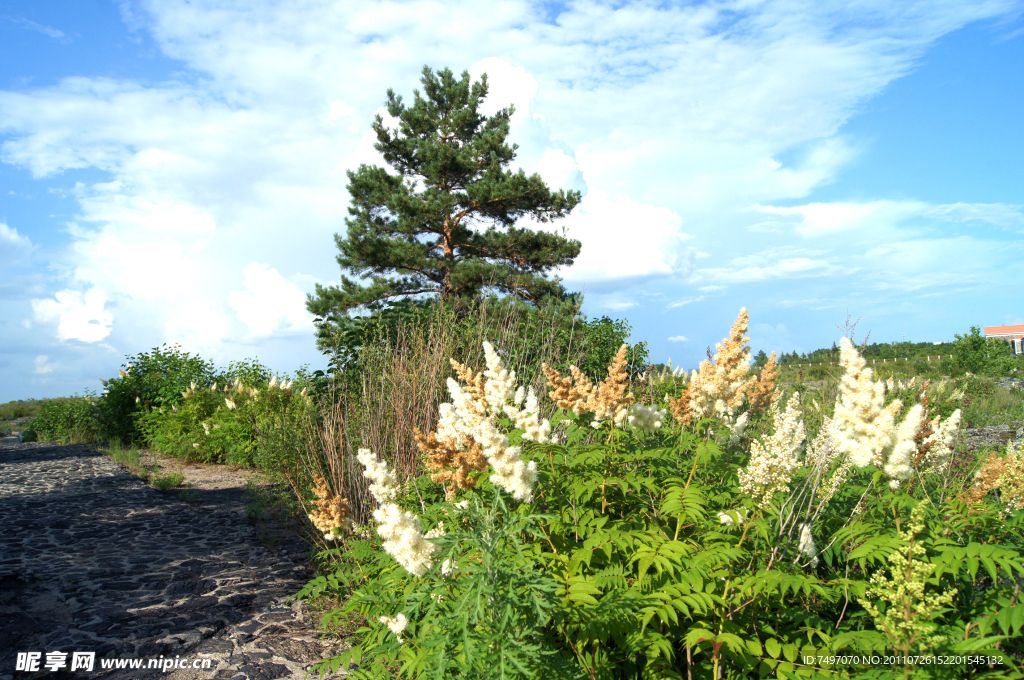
96 343 219 444
297 313 1024 680
135 376 314 469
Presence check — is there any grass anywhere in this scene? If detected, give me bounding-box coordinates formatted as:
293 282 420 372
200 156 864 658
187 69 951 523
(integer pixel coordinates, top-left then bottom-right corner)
99 439 159 482
151 472 186 491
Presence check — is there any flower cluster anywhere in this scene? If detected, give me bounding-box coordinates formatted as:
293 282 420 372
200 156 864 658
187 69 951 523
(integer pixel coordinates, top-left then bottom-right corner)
810 417 852 507
746 350 780 414
414 429 487 501
358 446 399 503
918 409 962 473
503 386 552 443
357 448 438 576
627 404 668 433
882 403 925 489
541 344 635 428
797 523 818 567
307 475 351 540
379 613 408 642
830 338 924 487
738 393 805 508
963 440 1024 513
858 501 957 653
686 308 756 426
423 342 545 502
665 383 694 427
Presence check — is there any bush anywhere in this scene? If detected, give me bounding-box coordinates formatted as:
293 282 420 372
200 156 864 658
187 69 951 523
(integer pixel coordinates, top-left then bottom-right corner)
215 357 273 389
135 375 315 472
299 322 1024 680
25 395 103 444
97 343 219 445
951 326 1018 377
301 294 643 524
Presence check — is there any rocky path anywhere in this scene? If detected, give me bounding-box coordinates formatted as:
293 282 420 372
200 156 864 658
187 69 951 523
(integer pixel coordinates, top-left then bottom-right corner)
0 442 350 680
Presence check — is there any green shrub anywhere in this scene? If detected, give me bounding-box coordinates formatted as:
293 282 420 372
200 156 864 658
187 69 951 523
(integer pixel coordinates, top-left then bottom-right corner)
950 326 1018 377
96 343 218 445
215 357 273 389
300 333 1024 680
25 395 103 444
135 376 315 472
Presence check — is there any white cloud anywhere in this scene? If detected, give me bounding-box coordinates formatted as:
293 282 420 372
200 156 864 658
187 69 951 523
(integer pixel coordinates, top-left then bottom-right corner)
758 200 927 236
668 296 704 309
695 257 840 285
601 299 638 311
534 147 586 195
668 335 688 342
228 263 316 337
31 288 113 342
13 18 65 39
926 202 1024 231
34 355 57 374
750 322 797 354
0 221 32 262
558 191 693 282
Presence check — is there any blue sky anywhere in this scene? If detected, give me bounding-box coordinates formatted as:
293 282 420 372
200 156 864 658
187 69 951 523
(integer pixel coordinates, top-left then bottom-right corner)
1 0 1022 403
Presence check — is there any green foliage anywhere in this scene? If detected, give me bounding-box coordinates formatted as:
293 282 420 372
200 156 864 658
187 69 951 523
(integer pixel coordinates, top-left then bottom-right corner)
775 326 1021 380
307 64 582 335
951 326 1018 377
24 394 104 444
298 362 1024 680
312 293 648 398
151 472 186 491
99 439 154 481
215 357 273 388
575 314 650 381
96 343 218 445
0 398 47 420
324 490 582 680
752 349 770 370
857 501 958 656
134 377 315 472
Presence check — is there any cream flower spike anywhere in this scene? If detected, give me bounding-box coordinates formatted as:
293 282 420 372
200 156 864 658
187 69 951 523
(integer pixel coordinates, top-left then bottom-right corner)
357 448 438 577
831 338 923 483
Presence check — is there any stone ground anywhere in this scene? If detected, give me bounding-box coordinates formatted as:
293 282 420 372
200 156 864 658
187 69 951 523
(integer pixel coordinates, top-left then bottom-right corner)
0 441 353 680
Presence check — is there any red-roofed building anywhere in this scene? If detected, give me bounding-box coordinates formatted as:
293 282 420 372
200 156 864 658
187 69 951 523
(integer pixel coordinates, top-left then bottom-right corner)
984 324 1024 356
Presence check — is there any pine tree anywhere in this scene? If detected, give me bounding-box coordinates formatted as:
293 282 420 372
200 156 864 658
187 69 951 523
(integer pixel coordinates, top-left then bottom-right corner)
307 65 582 342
